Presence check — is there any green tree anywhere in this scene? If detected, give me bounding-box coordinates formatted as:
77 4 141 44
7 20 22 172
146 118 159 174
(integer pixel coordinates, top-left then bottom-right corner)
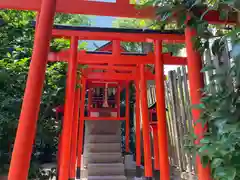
113 17 184 55
54 13 90 25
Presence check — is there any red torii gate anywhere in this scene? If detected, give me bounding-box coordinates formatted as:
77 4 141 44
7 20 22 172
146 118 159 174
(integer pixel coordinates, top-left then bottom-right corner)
2 0 238 180
48 50 187 65
50 39 176 179
49 37 187 179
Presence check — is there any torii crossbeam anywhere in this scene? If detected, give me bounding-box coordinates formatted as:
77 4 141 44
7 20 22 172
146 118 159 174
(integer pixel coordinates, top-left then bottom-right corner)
0 0 238 24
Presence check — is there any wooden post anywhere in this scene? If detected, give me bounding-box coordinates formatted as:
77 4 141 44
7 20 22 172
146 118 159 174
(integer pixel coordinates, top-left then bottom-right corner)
8 0 56 179
139 65 153 179
151 124 160 171
88 88 92 112
76 78 86 179
154 40 170 180
113 40 121 56
185 25 211 180
117 85 121 117
59 36 78 180
125 82 130 153
135 79 142 178
69 79 81 179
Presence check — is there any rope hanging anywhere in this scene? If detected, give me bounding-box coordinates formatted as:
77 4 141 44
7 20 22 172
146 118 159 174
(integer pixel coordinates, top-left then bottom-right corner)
102 83 109 108
112 87 116 95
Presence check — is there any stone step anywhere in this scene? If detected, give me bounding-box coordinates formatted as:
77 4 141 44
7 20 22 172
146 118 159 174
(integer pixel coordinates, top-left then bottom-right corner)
85 121 121 135
87 152 122 163
88 175 127 180
88 163 125 176
85 143 121 153
87 135 121 143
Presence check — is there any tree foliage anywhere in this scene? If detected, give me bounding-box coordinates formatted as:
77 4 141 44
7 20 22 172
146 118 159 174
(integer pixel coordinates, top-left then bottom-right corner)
113 17 184 55
0 10 90 178
144 0 240 179
54 13 90 26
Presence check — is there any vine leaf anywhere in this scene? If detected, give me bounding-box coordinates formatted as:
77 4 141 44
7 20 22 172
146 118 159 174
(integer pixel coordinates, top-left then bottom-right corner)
191 103 205 110
214 167 236 180
200 155 210 167
201 65 216 72
211 158 224 169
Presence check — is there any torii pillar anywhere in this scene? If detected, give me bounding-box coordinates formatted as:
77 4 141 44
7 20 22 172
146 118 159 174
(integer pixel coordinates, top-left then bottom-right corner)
139 65 153 180
154 40 170 180
185 24 211 180
8 0 56 179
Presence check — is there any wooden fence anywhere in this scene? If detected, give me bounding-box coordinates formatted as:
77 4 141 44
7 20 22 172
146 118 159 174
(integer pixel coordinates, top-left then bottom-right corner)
146 39 232 179
147 66 197 179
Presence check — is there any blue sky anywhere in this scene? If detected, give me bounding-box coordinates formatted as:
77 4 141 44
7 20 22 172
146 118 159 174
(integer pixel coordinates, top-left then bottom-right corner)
86 16 115 50
93 16 114 28
85 0 116 50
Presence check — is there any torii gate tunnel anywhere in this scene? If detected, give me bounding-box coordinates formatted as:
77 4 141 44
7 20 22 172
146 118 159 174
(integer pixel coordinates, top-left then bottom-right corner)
2 0 238 180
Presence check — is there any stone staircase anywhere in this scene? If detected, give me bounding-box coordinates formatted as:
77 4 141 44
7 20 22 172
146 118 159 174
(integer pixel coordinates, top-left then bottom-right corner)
83 120 127 180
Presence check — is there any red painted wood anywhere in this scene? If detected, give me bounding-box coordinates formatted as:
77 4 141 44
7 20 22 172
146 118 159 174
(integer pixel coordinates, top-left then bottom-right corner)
139 65 153 177
86 71 136 80
88 89 92 112
135 79 141 167
48 51 187 65
150 124 160 170
113 40 121 56
88 83 119 88
84 117 125 121
125 82 130 152
0 0 154 18
69 80 81 179
88 65 136 71
0 0 237 24
154 40 170 180
117 85 121 118
89 107 118 112
52 29 185 42
8 0 56 179
185 26 211 180
59 36 78 180
77 79 86 168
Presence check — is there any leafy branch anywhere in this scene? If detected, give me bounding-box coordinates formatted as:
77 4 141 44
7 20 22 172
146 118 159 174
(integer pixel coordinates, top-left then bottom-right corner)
144 0 240 179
